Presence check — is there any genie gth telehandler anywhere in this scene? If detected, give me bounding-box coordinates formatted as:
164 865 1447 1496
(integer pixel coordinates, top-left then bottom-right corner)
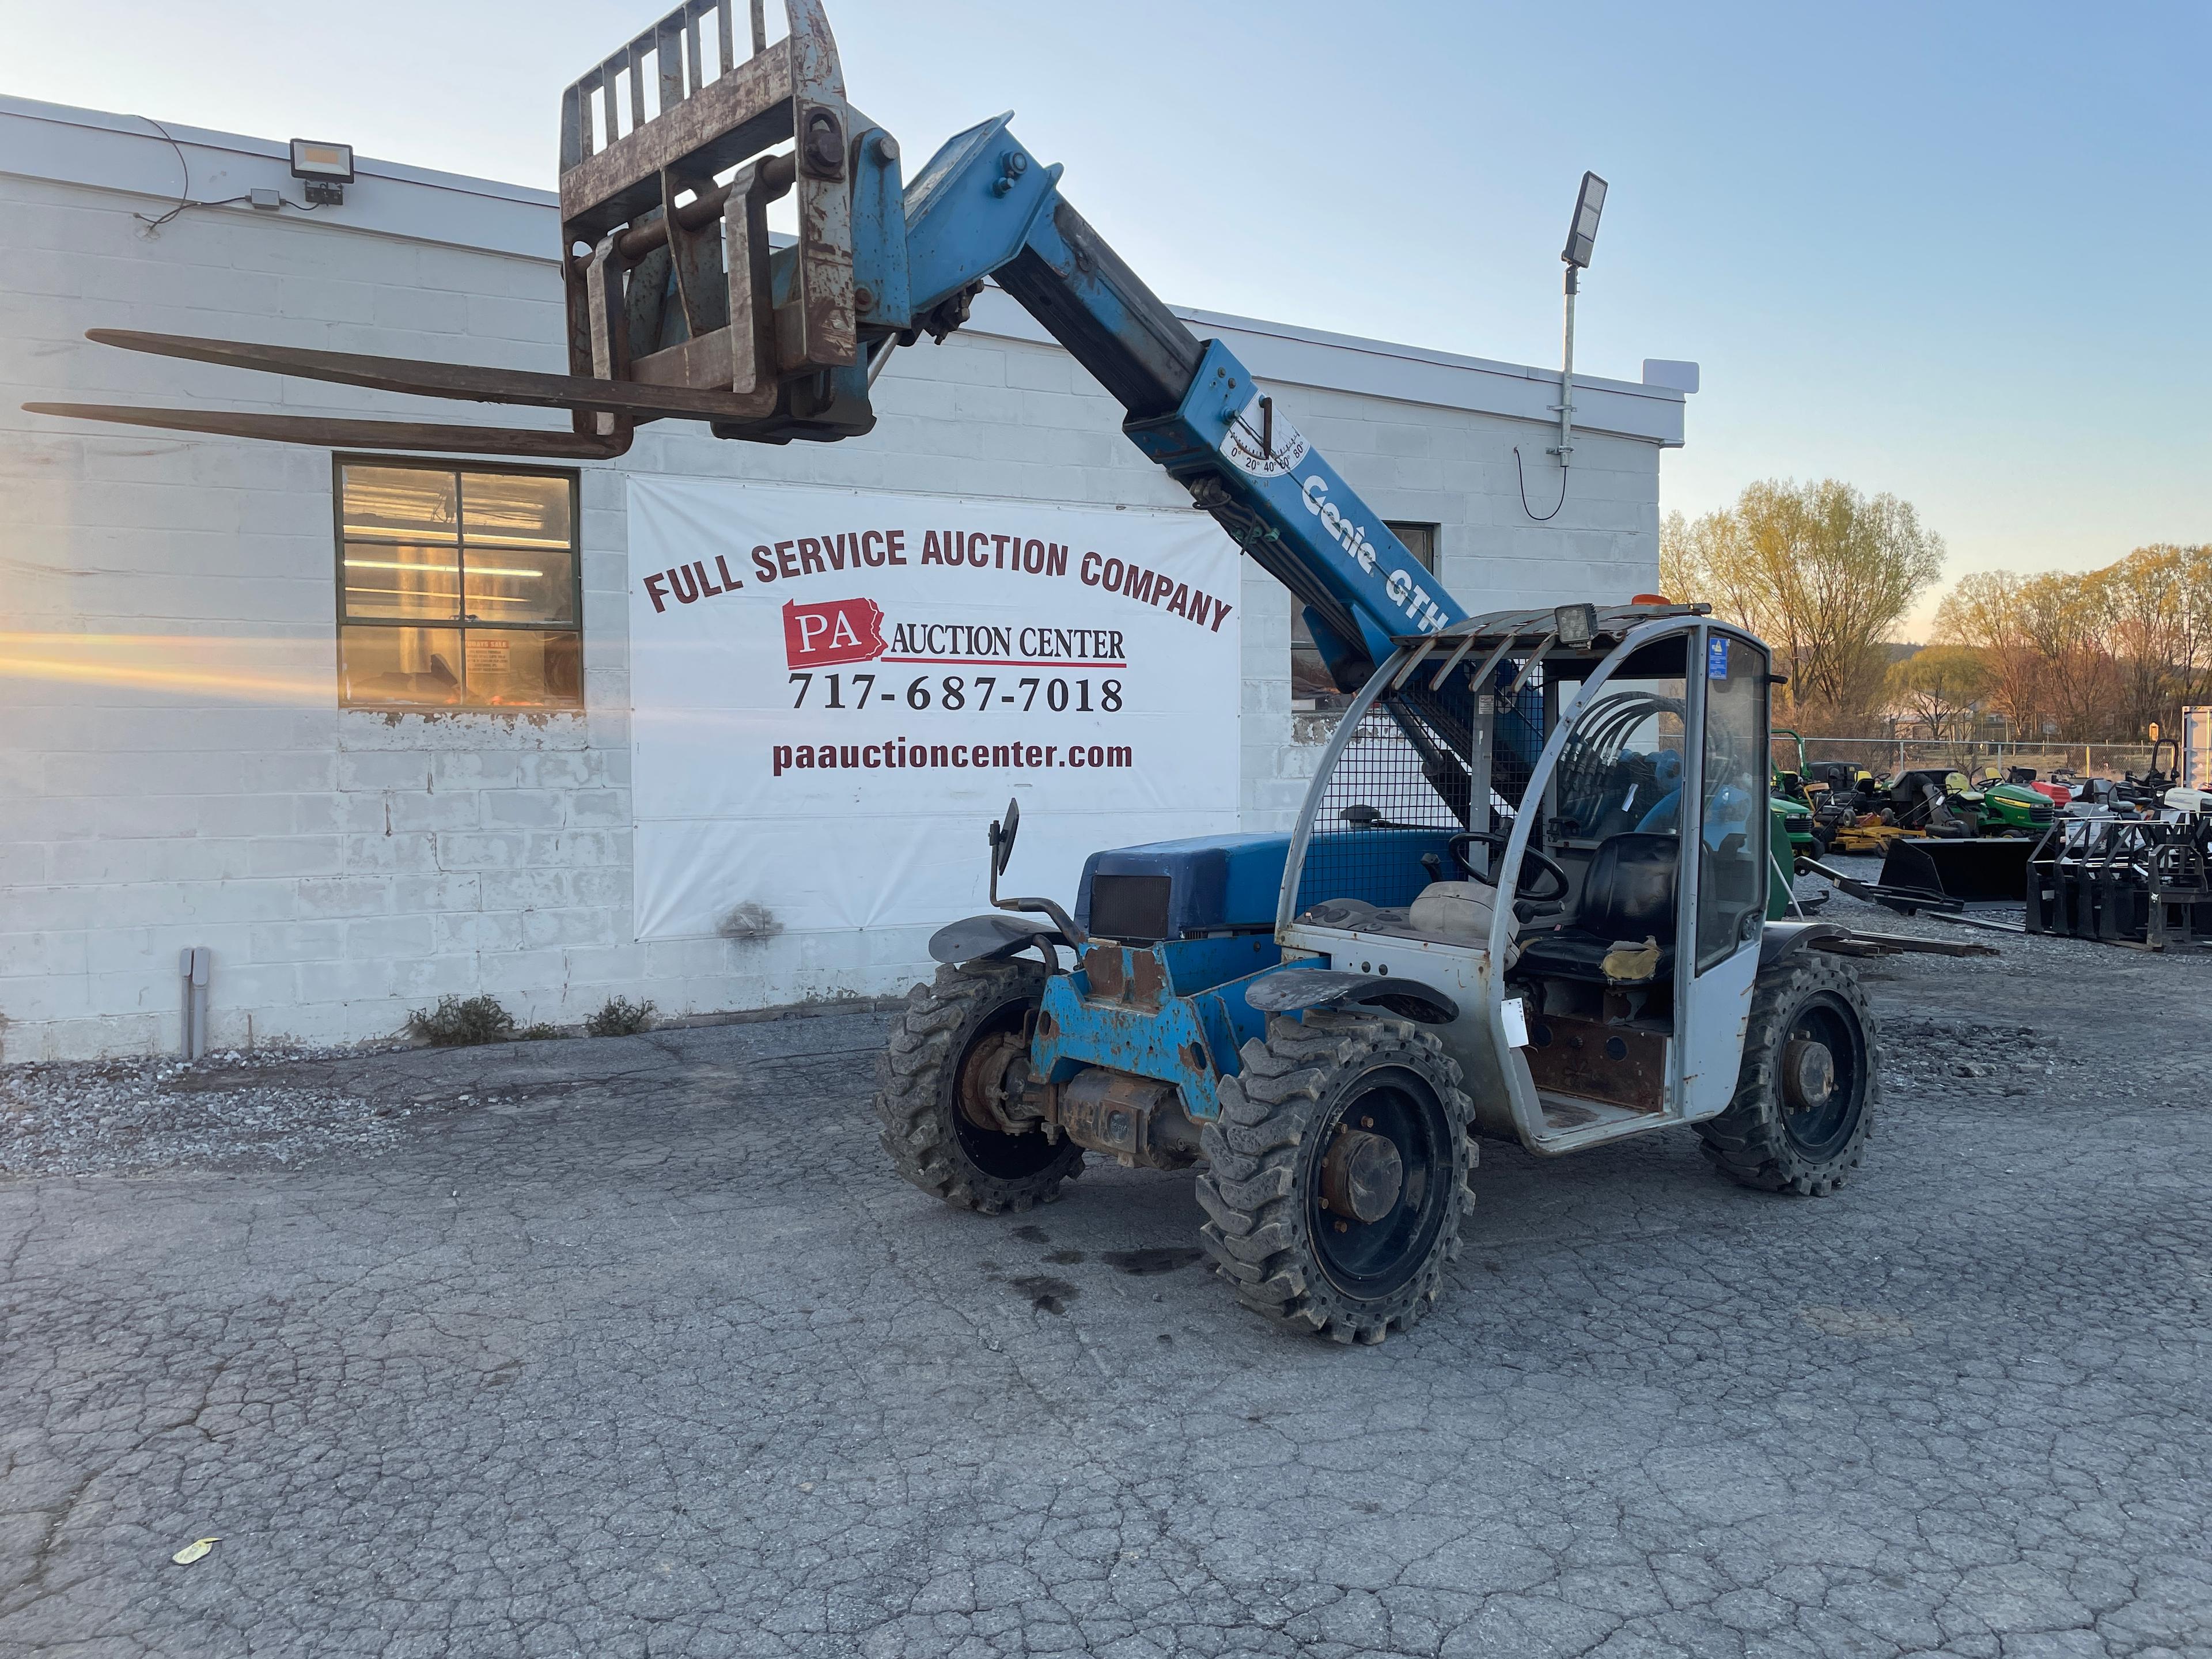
33 0 1880 1343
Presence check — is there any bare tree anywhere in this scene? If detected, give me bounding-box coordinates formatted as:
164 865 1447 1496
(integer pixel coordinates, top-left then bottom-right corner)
1662 479 1945 730
1886 645 1991 744
1934 544 2212 742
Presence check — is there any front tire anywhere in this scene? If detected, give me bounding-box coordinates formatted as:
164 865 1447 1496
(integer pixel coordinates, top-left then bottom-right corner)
1197 1012 1476 1344
875 959 1082 1214
1698 951 1876 1195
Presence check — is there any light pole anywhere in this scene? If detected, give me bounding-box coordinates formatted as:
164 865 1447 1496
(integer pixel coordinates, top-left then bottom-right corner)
1551 171 1608 470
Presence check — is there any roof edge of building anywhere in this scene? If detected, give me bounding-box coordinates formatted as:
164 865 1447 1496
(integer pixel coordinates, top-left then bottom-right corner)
0 93 1685 444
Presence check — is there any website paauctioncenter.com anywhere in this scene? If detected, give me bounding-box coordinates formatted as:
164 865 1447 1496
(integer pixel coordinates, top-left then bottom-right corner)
771 734 1132 777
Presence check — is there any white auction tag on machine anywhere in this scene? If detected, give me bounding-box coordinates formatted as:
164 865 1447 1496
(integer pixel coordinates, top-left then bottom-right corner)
627 476 1243 944
1501 996 1531 1048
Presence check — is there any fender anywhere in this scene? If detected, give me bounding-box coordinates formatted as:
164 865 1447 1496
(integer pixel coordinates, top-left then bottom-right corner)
927 913 1067 967
1243 967 1459 1025
1757 920 1849 968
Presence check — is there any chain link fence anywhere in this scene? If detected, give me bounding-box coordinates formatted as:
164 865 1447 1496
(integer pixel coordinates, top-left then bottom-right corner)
1771 736 2161 782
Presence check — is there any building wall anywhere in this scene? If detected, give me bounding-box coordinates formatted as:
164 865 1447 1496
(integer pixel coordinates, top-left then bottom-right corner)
0 101 1681 1060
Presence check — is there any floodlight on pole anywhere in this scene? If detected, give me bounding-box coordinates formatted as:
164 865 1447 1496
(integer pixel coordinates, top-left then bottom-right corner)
1562 171 1607 270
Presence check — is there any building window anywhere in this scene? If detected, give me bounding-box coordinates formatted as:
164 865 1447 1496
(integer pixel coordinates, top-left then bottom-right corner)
1290 521 1437 713
334 459 582 709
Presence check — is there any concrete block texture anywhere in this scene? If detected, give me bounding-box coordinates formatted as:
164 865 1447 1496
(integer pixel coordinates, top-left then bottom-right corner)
0 133 1665 1058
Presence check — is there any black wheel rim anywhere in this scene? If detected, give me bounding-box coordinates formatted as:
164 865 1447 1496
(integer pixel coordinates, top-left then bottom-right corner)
1779 991 1868 1159
947 988 1066 1180
1307 1065 1453 1301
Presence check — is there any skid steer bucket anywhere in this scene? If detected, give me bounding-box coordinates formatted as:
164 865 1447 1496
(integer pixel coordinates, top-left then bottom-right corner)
27 0 898 457
1878 836 2032 904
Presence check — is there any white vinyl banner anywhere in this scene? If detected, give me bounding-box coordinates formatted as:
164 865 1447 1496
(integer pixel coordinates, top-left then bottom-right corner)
628 477 1243 944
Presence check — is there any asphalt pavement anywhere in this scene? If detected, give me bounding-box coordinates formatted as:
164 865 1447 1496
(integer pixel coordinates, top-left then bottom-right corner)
4 922 2209 1658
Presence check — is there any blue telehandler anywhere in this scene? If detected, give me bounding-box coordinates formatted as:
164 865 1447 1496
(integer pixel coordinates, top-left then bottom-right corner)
36 0 1879 1343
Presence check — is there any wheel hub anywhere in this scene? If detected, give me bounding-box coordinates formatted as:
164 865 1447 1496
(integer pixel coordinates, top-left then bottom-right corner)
1782 1037 1836 1113
957 1029 1030 1134
1319 1127 1404 1224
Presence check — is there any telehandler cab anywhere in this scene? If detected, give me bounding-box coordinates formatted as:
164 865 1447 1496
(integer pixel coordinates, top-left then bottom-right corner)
31 0 1879 1343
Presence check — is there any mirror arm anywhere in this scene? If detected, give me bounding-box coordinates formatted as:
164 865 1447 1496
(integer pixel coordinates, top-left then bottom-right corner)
982 801 1085 943
996 894 1087 945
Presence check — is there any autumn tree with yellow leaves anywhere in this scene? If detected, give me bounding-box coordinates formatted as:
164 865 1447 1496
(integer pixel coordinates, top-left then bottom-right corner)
1661 479 1946 732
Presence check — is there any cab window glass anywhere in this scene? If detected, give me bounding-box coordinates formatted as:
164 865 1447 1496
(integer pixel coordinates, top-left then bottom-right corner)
1696 634 1766 970
1550 641 1688 846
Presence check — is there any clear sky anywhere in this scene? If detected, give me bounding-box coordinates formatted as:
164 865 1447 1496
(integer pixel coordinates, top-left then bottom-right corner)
5 0 2205 635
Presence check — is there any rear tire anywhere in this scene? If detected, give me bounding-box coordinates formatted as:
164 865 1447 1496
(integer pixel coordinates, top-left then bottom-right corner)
1197 1012 1476 1344
875 959 1082 1214
1698 951 1876 1195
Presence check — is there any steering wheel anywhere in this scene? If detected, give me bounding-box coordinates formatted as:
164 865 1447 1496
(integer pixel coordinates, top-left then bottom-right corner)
1446 831 1570 903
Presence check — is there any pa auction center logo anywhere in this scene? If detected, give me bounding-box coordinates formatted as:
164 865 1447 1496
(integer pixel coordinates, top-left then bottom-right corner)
782 598 886 668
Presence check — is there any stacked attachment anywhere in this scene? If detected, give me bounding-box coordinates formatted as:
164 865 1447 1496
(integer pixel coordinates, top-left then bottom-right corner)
2027 813 2212 952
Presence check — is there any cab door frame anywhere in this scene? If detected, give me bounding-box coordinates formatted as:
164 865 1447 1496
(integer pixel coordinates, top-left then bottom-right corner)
1673 622 1769 1122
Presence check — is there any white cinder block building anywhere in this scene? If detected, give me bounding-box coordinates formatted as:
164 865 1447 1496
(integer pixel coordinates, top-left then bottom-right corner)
0 97 1692 1060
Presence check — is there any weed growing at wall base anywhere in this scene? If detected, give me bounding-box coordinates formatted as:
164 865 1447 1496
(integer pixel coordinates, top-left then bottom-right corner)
586 997 657 1037
410 995 516 1047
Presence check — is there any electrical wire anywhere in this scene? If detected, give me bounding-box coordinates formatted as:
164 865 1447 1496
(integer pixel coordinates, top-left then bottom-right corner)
131 114 319 231
132 116 196 229
1513 444 1567 522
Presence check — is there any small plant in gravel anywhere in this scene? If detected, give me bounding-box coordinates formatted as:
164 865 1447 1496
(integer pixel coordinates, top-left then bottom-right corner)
514 1022 568 1043
410 995 516 1047
585 997 657 1037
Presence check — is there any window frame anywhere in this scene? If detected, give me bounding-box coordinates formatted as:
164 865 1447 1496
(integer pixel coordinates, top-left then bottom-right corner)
1290 520 1439 715
330 453 585 712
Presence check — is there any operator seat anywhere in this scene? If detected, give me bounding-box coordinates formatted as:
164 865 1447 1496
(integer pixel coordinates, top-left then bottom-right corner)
1514 832 1679 982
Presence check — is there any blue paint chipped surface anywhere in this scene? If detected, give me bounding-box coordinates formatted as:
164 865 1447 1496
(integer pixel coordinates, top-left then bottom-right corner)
1031 937 1300 1120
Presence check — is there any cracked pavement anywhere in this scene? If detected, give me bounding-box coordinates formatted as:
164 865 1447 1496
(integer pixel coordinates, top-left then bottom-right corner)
3 940 2209 1657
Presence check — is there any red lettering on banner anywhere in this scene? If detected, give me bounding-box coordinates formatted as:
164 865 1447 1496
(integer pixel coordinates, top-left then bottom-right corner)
782 597 887 668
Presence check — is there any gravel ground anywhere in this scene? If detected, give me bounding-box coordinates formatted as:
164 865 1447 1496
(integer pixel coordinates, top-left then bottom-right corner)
0 1047 419 1177
4 887 2210 1658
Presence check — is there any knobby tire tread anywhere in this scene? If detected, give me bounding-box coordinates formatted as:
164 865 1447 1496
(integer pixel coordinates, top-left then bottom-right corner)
1195 1011 1476 1346
1696 951 1877 1196
874 959 1081 1214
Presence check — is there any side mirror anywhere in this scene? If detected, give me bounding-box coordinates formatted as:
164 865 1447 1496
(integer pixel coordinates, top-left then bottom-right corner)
988 796 1021 877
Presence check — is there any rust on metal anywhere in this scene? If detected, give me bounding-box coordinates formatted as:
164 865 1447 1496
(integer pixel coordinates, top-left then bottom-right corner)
1319 1127 1403 1224
1050 1069 1196 1170
722 160 781 397
599 152 794 269
956 1028 1032 1136
1522 1014 1667 1113
1081 946 1126 1002
1126 952 1166 1012
79 331 777 422
35 1 872 457
21 404 634 459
